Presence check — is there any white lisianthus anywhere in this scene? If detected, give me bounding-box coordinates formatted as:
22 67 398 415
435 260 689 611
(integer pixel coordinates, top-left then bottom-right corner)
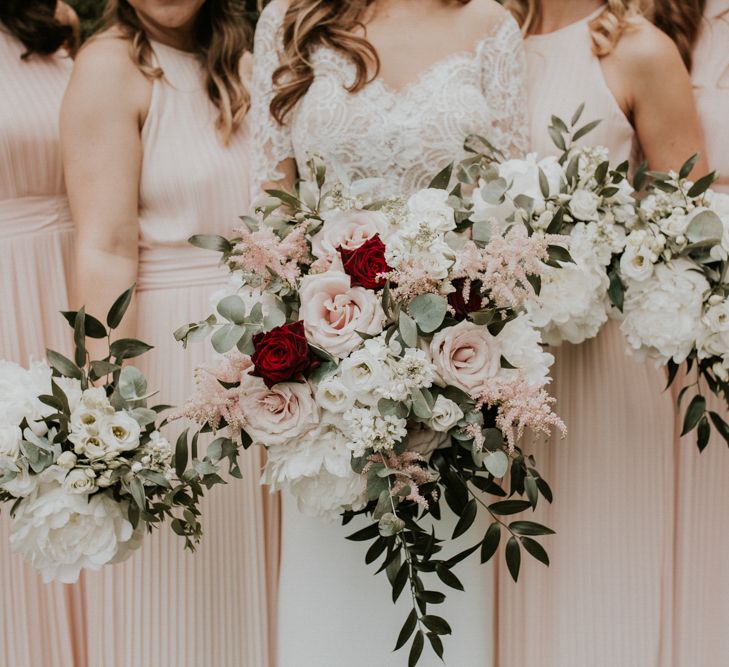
620 244 655 282
62 468 97 495
99 412 141 453
499 316 555 387
621 259 710 365
9 466 139 583
405 188 456 233
427 395 464 432
314 376 355 414
568 189 600 221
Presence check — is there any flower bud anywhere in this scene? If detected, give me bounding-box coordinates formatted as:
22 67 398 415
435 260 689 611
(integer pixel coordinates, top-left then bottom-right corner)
378 512 405 537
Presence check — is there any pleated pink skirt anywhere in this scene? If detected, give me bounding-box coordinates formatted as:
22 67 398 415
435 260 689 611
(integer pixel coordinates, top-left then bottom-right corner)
495 320 675 667
82 247 277 667
0 195 87 667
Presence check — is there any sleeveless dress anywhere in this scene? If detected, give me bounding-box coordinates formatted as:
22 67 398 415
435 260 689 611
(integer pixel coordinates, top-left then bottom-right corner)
0 27 86 667
250 3 529 665
80 41 276 667
672 4 729 665
495 9 675 666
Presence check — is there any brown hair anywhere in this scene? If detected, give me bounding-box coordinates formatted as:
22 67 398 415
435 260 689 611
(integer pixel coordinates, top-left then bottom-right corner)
271 0 471 124
651 0 706 69
104 0 251 142
507 0 649 57
0 0 75 58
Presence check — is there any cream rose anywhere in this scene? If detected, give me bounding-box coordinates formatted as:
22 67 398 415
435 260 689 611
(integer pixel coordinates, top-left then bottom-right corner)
427 395 464 432
569 189 600 221
311 209 390 261
239 380 319 446
299 270 385 358
429 321 501 396
63 468 97 495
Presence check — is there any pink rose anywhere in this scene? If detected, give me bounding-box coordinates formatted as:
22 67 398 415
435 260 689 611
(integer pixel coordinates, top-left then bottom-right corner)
238 380 319 446
429 321 501 396
311 210 390 262
298 270 385 358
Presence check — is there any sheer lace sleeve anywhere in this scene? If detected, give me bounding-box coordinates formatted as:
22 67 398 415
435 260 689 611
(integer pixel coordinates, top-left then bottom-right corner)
479 15 530 159
249 0 294 198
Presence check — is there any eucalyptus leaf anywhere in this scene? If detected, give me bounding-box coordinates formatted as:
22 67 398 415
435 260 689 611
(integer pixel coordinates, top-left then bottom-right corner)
399 311 418 348
409 294 448 333
484 450 509 478
686 210 723 244
211 324 246 354
118 366 148 401
217 295 247 324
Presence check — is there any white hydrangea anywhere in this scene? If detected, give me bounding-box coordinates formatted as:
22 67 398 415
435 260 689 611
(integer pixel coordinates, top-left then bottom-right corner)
499 316 555 387
698 298 729 364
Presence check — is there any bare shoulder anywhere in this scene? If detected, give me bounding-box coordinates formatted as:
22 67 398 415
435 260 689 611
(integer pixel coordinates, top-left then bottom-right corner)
610 16 686 76
457 0 517 43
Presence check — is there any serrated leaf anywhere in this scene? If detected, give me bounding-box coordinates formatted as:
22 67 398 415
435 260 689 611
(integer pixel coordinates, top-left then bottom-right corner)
505 536 521 581
521 536 550 566
481 523 501 563
106 285 135 329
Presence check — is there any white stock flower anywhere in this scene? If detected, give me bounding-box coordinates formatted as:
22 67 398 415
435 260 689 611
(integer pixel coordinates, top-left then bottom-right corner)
621 259 709 365
427 395 464 432
343 407 408 456
9 466 140 583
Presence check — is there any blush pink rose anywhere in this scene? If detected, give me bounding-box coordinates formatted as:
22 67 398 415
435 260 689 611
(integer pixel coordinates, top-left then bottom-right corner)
429 321 501 397
238 380 319 446
298 270 385 358
311 210 390 261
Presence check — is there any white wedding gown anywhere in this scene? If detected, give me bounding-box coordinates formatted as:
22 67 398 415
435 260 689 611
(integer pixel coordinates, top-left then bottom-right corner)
250 3 529 665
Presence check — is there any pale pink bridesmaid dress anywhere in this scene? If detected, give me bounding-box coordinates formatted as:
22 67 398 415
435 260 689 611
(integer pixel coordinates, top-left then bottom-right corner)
80 41 276 667
0 25 87 667
495 9 675 666
672 3 729 665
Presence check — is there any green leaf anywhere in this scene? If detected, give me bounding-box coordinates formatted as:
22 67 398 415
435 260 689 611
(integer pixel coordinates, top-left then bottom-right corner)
395 609 418 651
679 154 700 180
118 366 148 401
90 360 120 378
452 499 477 539
109 338 153 361
346 522 380 542
681 394 706 435
46 349 82 379
399 311 418 348
521 536 550 566
428 163 453 190
217 295 247 324
73 307 86 367
129 477 146 510
483 450 508 478
426 633 444 660
538 167 550 198
392 562 409 603
61 311 107 338
416 590 446 604
188 234 232 254
211 324 246 354
409 631 424 667
411 387 433 419
436 563 464 591
175 429 189 478
505 536 521 582
409 294 448 333
421 615 452 635
489 500 531 515
570 103 585 127
106 285 135 329
572 119 602 142
264 188 302 210
687 172 718 198
548 126 566 151
686 210 723 244
697 415 711 452
509 520 555 536
547 244 573 265
710 411 729 447
550 115 569 134
608 270 625 312
480 523 501 563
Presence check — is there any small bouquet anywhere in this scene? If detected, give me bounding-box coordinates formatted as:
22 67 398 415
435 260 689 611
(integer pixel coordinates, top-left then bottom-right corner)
0 288 237 583
176 156 566 663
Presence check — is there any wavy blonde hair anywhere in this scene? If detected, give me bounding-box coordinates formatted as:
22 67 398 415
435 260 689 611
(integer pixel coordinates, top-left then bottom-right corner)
271 0 471 124
506 0 651 57
651 0 706 69
103 0 251 142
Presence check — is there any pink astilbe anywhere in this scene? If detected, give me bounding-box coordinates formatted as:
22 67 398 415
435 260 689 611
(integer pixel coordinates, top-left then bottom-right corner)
388 260 442 303
475 374 566 452
452 230 567 310
171 352 253 431
230 224 309 288
364 451 438 509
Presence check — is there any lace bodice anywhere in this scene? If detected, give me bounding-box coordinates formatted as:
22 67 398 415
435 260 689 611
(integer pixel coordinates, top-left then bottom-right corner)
250 1 530 198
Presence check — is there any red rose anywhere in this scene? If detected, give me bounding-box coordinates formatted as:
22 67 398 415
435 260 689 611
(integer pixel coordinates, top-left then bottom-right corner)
251 321 318 388
448 278 483 318
339 235 391 290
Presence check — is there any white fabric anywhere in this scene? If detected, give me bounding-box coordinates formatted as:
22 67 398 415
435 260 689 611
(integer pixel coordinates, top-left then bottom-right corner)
250 3 530 665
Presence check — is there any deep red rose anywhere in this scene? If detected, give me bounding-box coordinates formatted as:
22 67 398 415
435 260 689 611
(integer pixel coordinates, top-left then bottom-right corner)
251 321 318 388
448 278 484 319
339 235 391 290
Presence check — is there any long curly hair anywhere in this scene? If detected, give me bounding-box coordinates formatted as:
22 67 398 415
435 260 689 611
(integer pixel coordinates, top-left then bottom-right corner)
651 0 706 69
270 0 471 124
0 0 75 58
506 0 650 57
103 0 252 142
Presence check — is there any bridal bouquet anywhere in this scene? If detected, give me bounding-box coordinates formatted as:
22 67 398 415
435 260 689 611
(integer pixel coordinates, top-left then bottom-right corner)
175 157 566 663
0 288 236 583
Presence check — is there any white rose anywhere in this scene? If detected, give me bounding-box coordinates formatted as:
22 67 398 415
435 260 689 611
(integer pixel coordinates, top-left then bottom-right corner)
9 466 139 583
621 259 709 365
427 395 464 432
499 316 555 387
298 270 385 359
98 412 141 453
96 469 115 488
314 376 355 414
62 468 97 495
239 380 319 446
406 188 455 233
339 343 391 406
311 209 391 261
56 451 77 469
569 189 600 221
0 424 22 461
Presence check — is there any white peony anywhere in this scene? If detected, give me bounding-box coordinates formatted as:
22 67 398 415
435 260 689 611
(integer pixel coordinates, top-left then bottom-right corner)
406 188 456 233
427 395 464 432
499 316 555 387
0 360 52 428
621 259 710 365
9 466 140 583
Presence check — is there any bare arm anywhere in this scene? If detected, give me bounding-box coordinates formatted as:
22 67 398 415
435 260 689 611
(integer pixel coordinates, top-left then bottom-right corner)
61 35 151 352
605 19 709 175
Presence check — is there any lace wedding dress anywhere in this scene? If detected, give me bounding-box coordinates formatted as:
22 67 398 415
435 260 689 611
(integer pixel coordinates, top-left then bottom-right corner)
250 2 529 664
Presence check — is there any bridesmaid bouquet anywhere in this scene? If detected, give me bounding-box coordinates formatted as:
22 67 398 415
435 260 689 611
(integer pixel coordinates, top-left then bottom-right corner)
176 156 567 664
0 288 236 583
